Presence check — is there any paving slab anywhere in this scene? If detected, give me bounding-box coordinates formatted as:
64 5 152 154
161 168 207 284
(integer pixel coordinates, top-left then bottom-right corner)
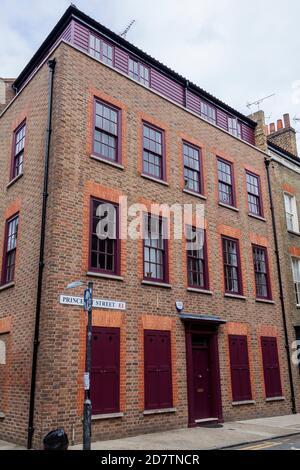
0 439 25 450
71 414 300 450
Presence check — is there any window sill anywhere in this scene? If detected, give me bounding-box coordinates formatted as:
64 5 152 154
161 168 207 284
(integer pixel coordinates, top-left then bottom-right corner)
143 408 176 416
248 213 266 222
90 154 124 170
7 173 23 189
0 412 5 419
232 400 256 406
86 272 124 281
183 189 207 201
92 412 124 421
288 230 300 238
256 298 275 305
142 280 172 289
225 293 247 300
219 202 239 213
187 288 213 295
0 282 15 292
141 173 169 187
266 396 285 402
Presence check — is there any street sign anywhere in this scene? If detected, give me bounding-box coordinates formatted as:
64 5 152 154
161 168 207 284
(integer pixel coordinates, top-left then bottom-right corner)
59 295 126 310
84 288 92 312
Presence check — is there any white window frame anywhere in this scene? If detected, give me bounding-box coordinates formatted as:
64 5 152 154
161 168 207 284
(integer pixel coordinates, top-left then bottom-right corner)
292 257 300 307
284 193 299 233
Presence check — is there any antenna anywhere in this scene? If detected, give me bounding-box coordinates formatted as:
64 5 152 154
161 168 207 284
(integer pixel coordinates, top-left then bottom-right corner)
120 20 136 39
246 93 275 111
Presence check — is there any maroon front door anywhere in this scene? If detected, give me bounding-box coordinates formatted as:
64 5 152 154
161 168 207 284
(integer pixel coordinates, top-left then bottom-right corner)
192 336 212 420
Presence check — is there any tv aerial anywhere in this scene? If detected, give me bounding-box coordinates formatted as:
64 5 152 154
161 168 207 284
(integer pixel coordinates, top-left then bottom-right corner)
246 94 275 111
120 20 136 39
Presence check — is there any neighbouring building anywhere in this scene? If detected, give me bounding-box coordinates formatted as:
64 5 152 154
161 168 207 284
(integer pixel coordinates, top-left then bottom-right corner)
0 5 298 448
251 110 300 410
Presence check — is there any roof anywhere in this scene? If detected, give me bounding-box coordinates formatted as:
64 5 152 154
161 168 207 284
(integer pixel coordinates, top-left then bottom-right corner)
268 140 300 166
13 5 256 128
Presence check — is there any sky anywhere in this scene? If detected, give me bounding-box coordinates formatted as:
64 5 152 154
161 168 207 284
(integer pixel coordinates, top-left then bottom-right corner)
1 0 300 140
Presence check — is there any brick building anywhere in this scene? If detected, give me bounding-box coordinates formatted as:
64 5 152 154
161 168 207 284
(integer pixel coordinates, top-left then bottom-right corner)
251 110 300 410
0 5 298 448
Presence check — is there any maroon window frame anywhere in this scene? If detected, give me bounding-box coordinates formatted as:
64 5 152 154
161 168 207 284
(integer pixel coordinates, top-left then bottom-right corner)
143 213 168 283
183 142 203 195
89 198 120 276
93 98 121 163
91 327 120 415
11 121 26 180
246 171 263 217
144 330 173 411
89 33 114 66
217 157 236 207
252 245 272 300
222 236 243 295
186 226 209 290
142 123 165 181
200 101 216 125
129 58 150 87
1 214 19 285
229 335 252 402
261 337 282 399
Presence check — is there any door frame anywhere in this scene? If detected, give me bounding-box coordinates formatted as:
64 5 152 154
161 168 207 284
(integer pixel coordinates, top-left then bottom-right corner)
185 324 223 427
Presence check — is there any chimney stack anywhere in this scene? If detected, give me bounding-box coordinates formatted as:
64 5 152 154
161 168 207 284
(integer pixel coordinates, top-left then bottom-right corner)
0 78 16 113
268 113 298 157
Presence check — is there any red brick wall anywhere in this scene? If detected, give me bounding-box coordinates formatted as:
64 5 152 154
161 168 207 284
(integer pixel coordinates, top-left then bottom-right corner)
0 41 294 446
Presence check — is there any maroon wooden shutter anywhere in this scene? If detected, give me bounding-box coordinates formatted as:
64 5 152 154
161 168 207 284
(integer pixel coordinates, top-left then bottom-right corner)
144 330 173 410
91 327 120 415
229 335 252 402
261 337 282 398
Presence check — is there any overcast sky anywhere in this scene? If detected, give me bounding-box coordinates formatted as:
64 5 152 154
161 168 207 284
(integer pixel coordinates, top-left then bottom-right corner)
1 0 300 139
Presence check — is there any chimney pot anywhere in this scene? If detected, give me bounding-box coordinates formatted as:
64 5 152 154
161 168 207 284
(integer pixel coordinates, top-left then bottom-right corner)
270 123 275 134
277 119 283 130
283 113 291 128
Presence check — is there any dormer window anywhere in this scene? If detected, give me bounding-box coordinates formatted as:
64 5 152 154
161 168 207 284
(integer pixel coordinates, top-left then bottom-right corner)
129 58 150 87
228 117 242 138
200 101 216 125
89 33 113 66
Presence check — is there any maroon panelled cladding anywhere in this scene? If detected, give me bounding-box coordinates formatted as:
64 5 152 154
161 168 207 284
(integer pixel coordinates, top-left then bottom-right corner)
61 20 72 42
150 69 184 105
72 20 89 52
216 109 229 131
66 19 255 145
241 123 255 145
144 330 173 411
229 335 252 402
115 48 129 74
261 337 283 399
186 90 200 115
91 327 120 415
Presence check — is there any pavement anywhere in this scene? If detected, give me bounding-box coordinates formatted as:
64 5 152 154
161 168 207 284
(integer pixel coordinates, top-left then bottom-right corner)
71 414 300 450
0 439 25 450
2 414 300 450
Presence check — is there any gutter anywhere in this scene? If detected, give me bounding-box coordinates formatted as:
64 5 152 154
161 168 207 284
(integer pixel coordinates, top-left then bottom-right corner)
265 157 297 415
27 58 56 449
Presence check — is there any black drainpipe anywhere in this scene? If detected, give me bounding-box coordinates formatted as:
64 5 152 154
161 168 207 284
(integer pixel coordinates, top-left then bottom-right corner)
265 157 297 414
27 58 56 449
